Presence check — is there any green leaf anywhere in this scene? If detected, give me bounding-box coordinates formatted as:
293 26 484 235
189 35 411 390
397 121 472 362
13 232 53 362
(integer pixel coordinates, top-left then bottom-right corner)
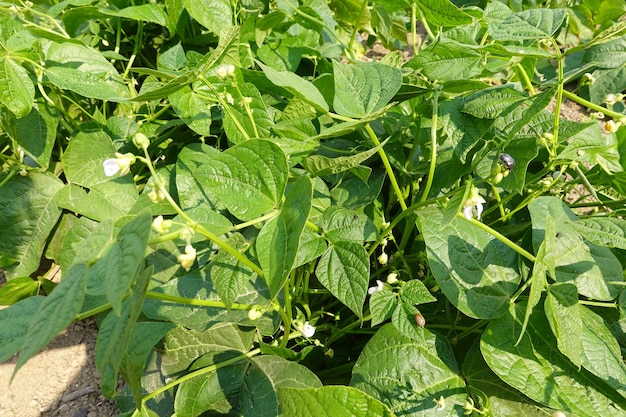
195 139 289 221
121 321 177 406
222 82 273 144
106 4 168 26
302 139 388 177
488 8 566 41
54 180 139 221
545 283 582 368
369 289 397 327
61 130 119 187
332 61 402 118
0 172 63 279
462 86 526 119
529 197 622 301
160 324 255 375
182 0 232 34
0 296 44 362
257 61 329 113
330 170 385 210
481 302 626 416
400 280 437 305
46 66 129 101
569 218 626 249
293 228 327 268
418 0 472 26
583 35 626 69
0 57 35 117
277 386 397 417
418 207 520 319
257 176 312 297
316 241 370 319
46 40 119 75
440 97 493 162
557 123 622 174
96 265 152 398
15 263 88 374
407 42 483 82
321 207 378 244
175 143 221 210
13 99 57 169
210 233 256 308
0 276 39 305
589 65 626 106
351 324 467 416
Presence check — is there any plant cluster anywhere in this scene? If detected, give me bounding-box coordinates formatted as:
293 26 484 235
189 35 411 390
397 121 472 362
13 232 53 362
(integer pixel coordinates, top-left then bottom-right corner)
1 0 626 416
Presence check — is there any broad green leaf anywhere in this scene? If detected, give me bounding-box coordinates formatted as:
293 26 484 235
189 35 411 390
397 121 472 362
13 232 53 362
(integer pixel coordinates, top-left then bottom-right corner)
182 0 232 34
257 61 328 112
0 296 44 362
529 197 622 301
589 65 626 106
545 283 582 368
569 218 626 249
497 136 540 194
316 241 370 319
293 228 327 268
463 342 554 416
439 97 493 162
160 324 255 375
210 233 256 308
321 207 378 244
400 280 437 305
105 4 168 26
462 86 526 119
369 289 397 326
0 277 39 305
579 306 626 399
196 25 241 69
15 263 88 374
302 139 388 177
168 84 213 135
0 172 63 278
61 130 119 187
257 176 312 297
46 66 129 101
157 42 186 71
407 43 483 82
96 266 152 398
558 123 622 174
332 61 402 118
142 270 280 335
55 180 139 222
481 302 626 416
13 99 57 169
488 8 566 41
90 211 151 315
418 207 520 319
583 35 626 69
578 20 626 50
175 143 220 210
417 0 472 27
0 57 34 117
46 40 119 75
330 170 385 210
195 139 288 221
277 386 396 417
351 324 467 416
222 82 273 144
121 321 177 406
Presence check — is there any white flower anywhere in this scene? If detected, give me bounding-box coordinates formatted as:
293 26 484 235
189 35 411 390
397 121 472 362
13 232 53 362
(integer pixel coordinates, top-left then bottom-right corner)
581 73 595 85
386 272 398 284
434 395 445 411
215 64 235 79
247 307 263 321
151 215 172 233
102 152 135 176
605 93 618 106
463 188 486 220
377 252 388 265
148 188 165 203
177 244 196 270
605 120 622 133
368 280 384 295
302 321 316 338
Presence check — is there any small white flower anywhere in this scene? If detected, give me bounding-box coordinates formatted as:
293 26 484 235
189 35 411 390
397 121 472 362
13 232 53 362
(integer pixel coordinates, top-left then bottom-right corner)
215 64 235 80
386 272 398 284
377 252 388 265
302 321 316 338
177 244 196 270
148 188 165 203
225 92 234 105
434 395 445 411
102 152 135 176
247 307 264 321
581 73 595 85
463 188 486 220
151 215 172 233
605 93 618 106
605 120 622 133
368 280 385 295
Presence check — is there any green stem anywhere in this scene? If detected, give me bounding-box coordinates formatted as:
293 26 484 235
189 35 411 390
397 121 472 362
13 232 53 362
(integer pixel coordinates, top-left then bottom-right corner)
458 213 536 263
573 163 599 201
515 63 536 95
142 348 261 403
562 89 626 121
139 148 263 277
122 20 143 79
145 291 256 310
364 124 408 211
550 38 564 154
420 87 441 203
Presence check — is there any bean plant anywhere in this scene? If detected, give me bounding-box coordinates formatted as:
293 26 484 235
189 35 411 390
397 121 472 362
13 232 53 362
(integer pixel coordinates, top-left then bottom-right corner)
1 0 626 416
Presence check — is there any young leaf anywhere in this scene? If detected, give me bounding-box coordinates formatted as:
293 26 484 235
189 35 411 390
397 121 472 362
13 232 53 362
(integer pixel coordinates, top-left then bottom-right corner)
169 84 214 136
222 82 273 144
182 0 233 34
210 233 256 308
545 283 582 368
399 279 437 305
15 263 88 374
0 172 63 279
315 241 370 319
0 57 35 117
0 276 39 305
277 386 396 417
332 61 402 118
369 289 397 327
257 176 312 297
418 207 520 319
351 324 467 416
481 302 626 416
557 123 622 174
321 207 378 244
195 139 288 221
302 139 388 177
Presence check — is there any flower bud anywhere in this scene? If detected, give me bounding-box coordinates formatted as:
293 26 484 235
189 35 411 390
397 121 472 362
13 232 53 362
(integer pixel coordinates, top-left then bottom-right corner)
177 244 196 270
133 132 150 149
377 252 388 265
247 307 264 321
152 215 173 234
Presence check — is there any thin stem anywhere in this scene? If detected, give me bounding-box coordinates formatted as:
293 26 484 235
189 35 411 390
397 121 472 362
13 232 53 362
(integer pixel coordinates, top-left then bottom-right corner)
145 291 255 310
562 89 625 121
515 63 536 95
364 124 408 211
573 163 599 201
550 37 564 153
420 87 441 203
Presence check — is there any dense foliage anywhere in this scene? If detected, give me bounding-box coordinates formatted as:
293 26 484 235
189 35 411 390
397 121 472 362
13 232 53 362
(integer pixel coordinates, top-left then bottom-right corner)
1 0 626 416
